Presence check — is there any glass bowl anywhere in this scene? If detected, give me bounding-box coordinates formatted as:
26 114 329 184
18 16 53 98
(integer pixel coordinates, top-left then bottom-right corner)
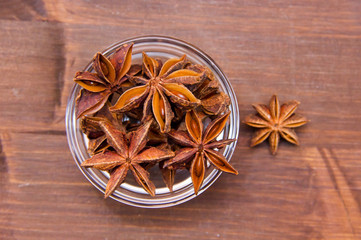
65 36 239 208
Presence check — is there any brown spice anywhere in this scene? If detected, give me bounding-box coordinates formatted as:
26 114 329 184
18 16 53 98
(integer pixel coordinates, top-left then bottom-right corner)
244 95 309 155
164 110 238 194
74 44 236 197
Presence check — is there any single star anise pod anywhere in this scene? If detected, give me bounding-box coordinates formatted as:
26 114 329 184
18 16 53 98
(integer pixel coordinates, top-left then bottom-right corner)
81 120 175 198
243 95 309 155
109 53 205 133
164 110 238 194
74 43 133 118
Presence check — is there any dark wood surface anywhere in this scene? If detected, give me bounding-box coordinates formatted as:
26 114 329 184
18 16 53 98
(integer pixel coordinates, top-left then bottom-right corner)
1 0 361 239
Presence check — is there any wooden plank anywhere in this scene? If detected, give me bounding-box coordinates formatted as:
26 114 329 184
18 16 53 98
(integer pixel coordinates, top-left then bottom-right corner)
0 20 65 125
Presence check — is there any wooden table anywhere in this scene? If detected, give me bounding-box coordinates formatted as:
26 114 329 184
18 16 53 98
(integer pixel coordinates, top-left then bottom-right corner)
1 0 361 239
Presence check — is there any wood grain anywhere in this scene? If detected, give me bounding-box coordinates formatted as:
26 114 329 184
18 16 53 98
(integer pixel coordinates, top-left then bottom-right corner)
1 0 361 239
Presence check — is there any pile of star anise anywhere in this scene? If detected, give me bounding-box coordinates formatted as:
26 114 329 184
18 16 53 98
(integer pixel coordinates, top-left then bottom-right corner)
74 43 238 198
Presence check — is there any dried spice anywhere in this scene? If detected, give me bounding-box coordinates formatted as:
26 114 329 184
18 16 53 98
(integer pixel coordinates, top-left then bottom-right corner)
189 64 231 116
201 92 231 116
73 43 237 198
75 43 133 118
80 102 124 155
244 95 308 155
164 110 238 194
81 121 174 197
109 53 204 133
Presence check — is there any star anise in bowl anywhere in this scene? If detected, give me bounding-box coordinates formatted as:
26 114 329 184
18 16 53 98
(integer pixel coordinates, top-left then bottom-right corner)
66 36 239 208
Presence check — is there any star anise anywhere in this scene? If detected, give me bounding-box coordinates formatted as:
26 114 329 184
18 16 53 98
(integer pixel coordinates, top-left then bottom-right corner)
80 102 124 155
73 46 239 198
164 110 238 194
109 53 205 133
244 95 309 155
141 143 181 192
74 43 133 118
81 120 175 198
187 64 230 115
80 117 108 155
187 64 219 99
200 92 231 116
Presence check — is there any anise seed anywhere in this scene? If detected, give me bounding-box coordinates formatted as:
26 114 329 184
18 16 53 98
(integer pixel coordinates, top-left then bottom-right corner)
124 92 144 105
88 81 100 86
101 62 109 76
159 97 165 120
189 120 200 138
169 89 188 100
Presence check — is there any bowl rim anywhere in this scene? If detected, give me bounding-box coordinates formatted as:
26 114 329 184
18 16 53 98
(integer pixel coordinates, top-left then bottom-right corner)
65 35 240 208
